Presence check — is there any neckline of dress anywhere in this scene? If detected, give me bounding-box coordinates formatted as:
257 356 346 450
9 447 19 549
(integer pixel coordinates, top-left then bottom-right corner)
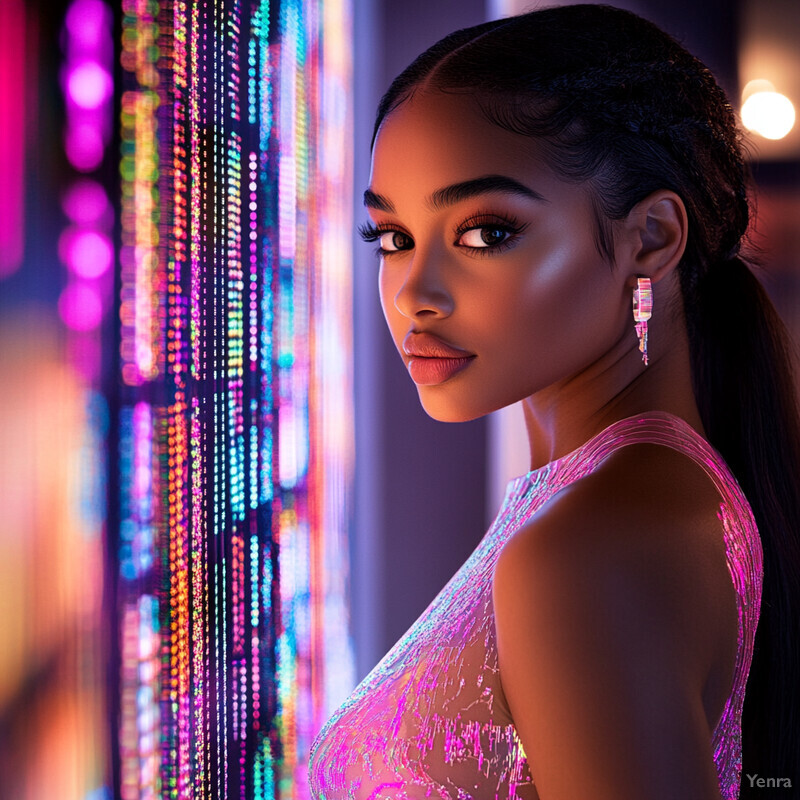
504 409 705 497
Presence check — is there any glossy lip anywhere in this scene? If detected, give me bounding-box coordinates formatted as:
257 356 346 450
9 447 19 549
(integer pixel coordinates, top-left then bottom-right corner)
402 331 474 359
402 331 476 385
407 355 475 385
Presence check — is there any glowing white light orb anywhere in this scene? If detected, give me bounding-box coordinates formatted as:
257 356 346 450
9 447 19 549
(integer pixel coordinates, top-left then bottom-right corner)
741 90 796 140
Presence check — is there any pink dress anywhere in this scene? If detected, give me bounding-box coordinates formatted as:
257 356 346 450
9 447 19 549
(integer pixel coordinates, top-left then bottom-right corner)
308 411 763 799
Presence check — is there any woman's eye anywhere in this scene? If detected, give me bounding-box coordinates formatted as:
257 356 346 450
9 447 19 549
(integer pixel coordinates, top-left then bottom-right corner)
379 231 412 252
458 227 511 248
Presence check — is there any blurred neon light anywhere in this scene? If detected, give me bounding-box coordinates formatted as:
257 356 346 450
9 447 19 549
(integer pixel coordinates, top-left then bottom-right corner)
67 60 113 110
59 281 103 331
61 227 113 278
63 179 110 225
65 0 111 50
47 3 114 794
741 83 796 140
61 0 113 393
66 121 105 171
0 0 25 277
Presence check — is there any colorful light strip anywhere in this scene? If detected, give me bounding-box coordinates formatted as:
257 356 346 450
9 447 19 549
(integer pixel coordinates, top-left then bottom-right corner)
117 0 355 796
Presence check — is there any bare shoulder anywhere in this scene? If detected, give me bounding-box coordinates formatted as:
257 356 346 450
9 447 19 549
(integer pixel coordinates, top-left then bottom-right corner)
495 442 734 636
491 442 736 800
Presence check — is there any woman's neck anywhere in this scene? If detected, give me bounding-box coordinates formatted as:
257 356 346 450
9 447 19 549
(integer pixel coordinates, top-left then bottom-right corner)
521 301 705 471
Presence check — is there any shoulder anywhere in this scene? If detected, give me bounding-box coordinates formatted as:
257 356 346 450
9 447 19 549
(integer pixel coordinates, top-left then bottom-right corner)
494 442 719 655
491 442 731 798
493 442 730 663
497 439 728 573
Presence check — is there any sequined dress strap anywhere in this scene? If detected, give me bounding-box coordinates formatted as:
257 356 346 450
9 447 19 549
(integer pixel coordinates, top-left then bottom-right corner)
555 412 749 498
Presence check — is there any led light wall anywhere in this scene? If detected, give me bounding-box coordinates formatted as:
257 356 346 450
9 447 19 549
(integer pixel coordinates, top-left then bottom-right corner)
117 0 355 797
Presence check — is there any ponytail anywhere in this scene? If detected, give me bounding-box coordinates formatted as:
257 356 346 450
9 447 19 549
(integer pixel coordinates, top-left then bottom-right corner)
683 254 800 788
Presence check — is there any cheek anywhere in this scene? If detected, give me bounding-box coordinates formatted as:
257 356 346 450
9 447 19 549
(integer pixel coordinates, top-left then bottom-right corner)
378 265 404 337
487 247 619 360
378 264 392 309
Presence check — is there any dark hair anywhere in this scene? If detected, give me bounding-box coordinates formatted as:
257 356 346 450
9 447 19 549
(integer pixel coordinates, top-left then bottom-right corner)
372 4 800 792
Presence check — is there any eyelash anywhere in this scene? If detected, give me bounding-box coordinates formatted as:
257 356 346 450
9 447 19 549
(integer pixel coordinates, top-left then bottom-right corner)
456 213 526 256
357 212 527 258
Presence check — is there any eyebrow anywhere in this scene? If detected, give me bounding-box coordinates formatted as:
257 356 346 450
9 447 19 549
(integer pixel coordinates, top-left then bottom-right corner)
363 174 547 214
363 188 395 212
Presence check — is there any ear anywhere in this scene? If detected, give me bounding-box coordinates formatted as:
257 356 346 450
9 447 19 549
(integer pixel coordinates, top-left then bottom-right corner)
616 190 688 288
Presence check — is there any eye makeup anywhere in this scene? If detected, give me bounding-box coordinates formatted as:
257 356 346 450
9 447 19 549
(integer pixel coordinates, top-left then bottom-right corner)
358 209 528 258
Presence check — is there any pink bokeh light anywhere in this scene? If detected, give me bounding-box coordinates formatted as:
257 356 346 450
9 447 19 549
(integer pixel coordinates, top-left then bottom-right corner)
66 332 102 384
65 0 109 52
60 227 113 279
65 123 104 171
62 179 109 225
67 60 111 110
0 0 25 278
58 282 103 331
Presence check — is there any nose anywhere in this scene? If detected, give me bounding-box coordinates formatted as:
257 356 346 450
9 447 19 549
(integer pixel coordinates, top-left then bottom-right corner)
390 245 454 320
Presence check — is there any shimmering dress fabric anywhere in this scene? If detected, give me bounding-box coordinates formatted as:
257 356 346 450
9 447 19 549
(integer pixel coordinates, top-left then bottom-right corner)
308 412 763 800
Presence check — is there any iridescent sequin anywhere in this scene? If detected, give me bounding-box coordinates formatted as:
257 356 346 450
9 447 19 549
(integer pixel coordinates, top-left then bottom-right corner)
308 412 763 799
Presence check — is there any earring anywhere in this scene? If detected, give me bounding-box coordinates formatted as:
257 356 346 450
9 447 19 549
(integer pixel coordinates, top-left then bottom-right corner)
632 277 652 366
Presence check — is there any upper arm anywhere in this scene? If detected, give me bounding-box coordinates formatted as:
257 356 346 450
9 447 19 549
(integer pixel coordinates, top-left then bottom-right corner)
492 451 724 800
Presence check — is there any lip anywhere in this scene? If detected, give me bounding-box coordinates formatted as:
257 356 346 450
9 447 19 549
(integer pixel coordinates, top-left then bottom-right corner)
407 356 475 385
402 331 474 359
402 331 476 385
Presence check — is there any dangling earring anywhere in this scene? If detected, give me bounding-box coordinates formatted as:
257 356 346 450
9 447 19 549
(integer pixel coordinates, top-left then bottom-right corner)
632 277 652 366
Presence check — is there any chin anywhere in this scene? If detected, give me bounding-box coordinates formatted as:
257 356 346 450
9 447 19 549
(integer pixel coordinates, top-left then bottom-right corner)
416 389 491 424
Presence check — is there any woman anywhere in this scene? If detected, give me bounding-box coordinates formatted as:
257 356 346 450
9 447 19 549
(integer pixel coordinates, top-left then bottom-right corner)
308 5 800 799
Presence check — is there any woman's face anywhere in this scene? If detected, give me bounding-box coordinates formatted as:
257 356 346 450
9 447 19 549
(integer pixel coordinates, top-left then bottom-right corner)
365 90 635 423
